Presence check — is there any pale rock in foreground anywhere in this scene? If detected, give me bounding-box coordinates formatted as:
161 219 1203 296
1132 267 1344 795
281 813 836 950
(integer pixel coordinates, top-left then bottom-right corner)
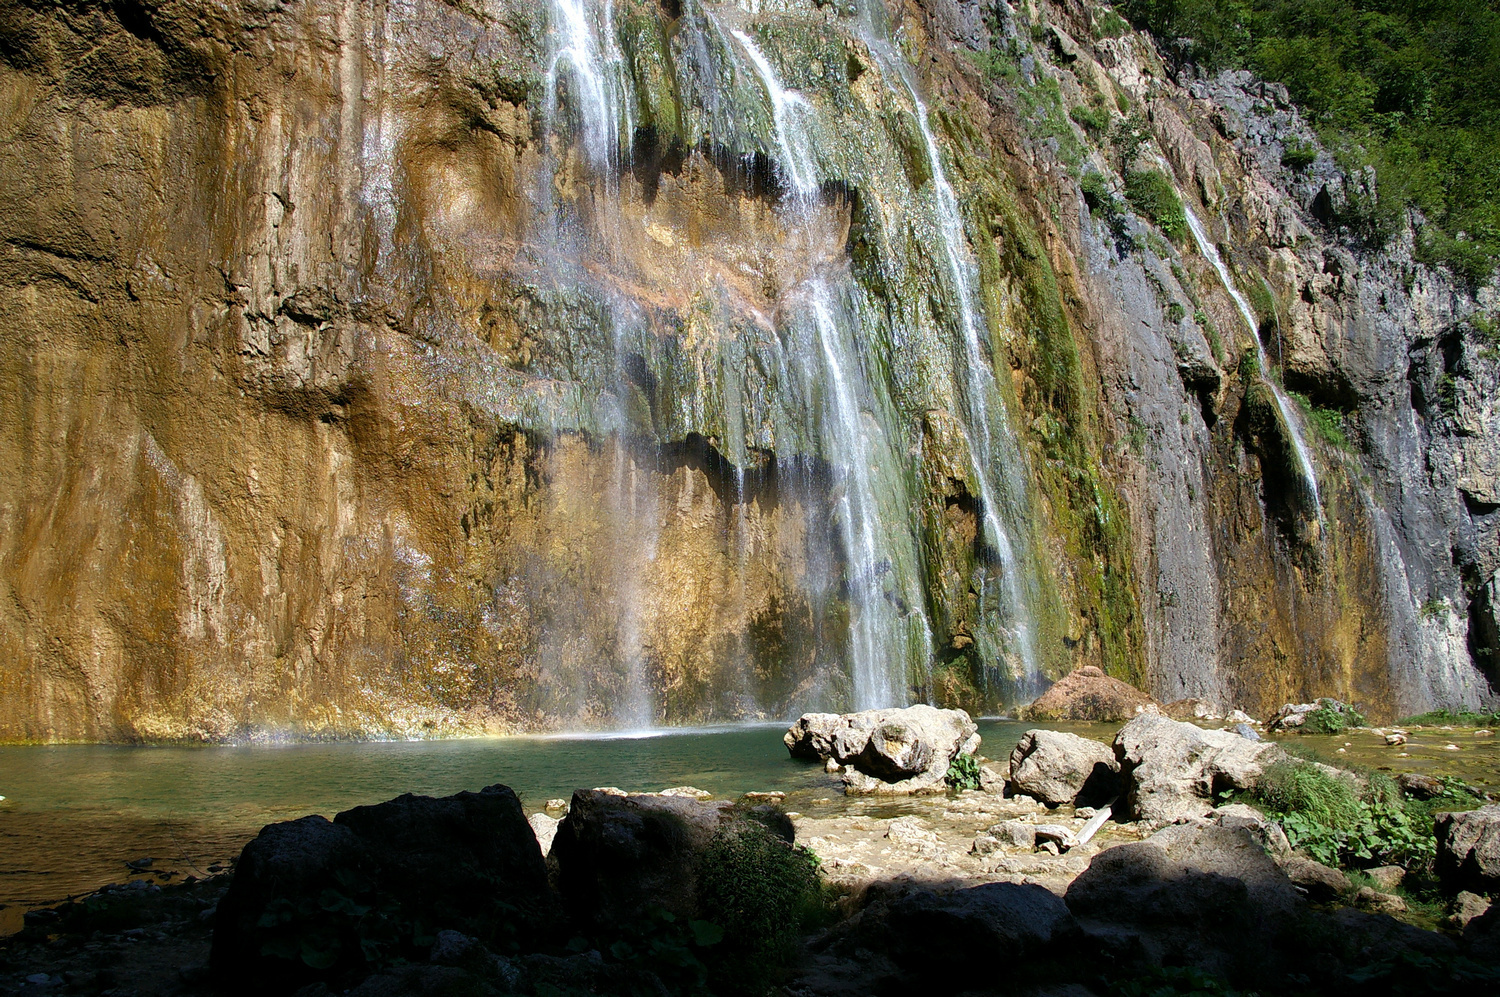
1114 713 1284 823
1435 804 1500 895
1007 729 1119 807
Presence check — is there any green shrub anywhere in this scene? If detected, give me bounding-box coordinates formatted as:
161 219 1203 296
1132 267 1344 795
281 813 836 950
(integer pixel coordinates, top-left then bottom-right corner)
1071 103 1112 135
1400 708 1500 727
1300 701 1366 733
945 751 982 790
1281 137 1317 170
1168 301 1186 323
1251 762 1438 870
695 821 830 995
1124 169 1188 242
1120 0 1500 284
1097 10 1132 39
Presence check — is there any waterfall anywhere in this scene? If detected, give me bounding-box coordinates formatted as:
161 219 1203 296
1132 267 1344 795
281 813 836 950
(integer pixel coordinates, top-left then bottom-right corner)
728 29 819 198
856 5 1043 693
720 15 933 709
1180 204 1322 513
544 0 634 173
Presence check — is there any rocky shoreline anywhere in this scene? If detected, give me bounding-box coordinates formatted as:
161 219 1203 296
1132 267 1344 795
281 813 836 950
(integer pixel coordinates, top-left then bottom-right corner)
3 708 1499 996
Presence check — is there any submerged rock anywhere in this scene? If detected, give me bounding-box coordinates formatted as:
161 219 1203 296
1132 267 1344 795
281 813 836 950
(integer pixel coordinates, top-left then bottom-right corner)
784 706 979 795
1021 666 1157 722
1114 714 1284 823
1006 729 1120 807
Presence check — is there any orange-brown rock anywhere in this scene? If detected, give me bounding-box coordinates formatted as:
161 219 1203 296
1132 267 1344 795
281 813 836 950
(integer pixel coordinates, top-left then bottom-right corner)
1021 667 1157 723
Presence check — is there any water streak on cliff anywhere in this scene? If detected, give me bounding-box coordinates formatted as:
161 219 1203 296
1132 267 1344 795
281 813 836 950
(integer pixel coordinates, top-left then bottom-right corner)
858 2 1042 694
1181 203 1322 515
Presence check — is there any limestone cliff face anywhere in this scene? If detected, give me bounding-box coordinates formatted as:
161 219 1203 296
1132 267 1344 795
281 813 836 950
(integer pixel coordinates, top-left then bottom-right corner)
0 0 1493 740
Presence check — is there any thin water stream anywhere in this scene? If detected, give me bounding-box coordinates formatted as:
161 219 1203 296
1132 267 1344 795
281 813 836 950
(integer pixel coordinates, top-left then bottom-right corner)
856 2 1042 694
1180 204 1322 513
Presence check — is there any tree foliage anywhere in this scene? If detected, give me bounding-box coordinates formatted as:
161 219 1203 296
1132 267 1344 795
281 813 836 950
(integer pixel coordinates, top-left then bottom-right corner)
1122 0 1500 283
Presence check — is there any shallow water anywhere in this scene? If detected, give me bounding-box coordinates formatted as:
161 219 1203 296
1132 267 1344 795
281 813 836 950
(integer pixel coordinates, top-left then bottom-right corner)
7 718 1491 935
0 719 1075 931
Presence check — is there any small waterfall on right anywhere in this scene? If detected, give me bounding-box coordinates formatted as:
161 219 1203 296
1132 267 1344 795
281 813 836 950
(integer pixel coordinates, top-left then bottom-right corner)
1180 204 1323 515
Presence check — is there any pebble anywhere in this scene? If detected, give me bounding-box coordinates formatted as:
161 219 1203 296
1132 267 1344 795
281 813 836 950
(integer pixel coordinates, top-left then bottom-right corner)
1444 744 1461 751
26 974 52 985
1385 733 1407 746
544 799 568 810
1477 730 1494 737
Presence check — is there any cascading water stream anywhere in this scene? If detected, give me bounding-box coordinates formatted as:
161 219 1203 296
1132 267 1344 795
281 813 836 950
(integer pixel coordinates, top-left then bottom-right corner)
856 6 1042 692
726 19 932 709
1180 204 1323 514
545 0 633 174
729 30 818 199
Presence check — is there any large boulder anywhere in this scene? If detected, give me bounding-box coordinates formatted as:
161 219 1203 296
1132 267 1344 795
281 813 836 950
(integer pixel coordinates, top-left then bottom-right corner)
1006 729 1120 807
1021 666 1156 721
870 883 1079 986
1066 824 1303 981
784 705 980 795
1435 804 1500 895
1114 713 1284 823
783 713 845 760
550 788 734 929
211 785 549 993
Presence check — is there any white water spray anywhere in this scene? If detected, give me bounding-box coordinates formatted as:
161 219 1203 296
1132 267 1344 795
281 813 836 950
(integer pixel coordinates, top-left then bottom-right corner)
545 0 634 172
729 29 819 198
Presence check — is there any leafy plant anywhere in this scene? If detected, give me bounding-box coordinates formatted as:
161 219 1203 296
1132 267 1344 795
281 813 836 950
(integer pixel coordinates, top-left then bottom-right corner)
1288 392 1352 451
945 751 982 790
694 820 831 995
1301 701 1367 733
1281 137 1317 170
1251 762 1443 870
1071 103 1113 135
1124 170 1188 242
1168 301 1187 323
1096 9 1132 39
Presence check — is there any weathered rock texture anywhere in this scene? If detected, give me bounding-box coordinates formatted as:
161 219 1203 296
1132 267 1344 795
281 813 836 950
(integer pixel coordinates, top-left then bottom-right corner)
1021 665 1156 721
1006 728 1119 806
1114 713 1283 823
785 705 980 794
0 0 1496 740
1436 804 1500 896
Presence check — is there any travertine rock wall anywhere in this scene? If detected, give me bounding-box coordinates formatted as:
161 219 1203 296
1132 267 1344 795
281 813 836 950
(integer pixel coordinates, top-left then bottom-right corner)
0 0 1494 740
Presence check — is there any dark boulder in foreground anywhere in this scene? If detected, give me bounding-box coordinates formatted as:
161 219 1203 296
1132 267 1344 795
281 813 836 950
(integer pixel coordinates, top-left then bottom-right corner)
210 784 549 993
550 789 734 929
1066 823 1303 981
1436 804 1500 896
